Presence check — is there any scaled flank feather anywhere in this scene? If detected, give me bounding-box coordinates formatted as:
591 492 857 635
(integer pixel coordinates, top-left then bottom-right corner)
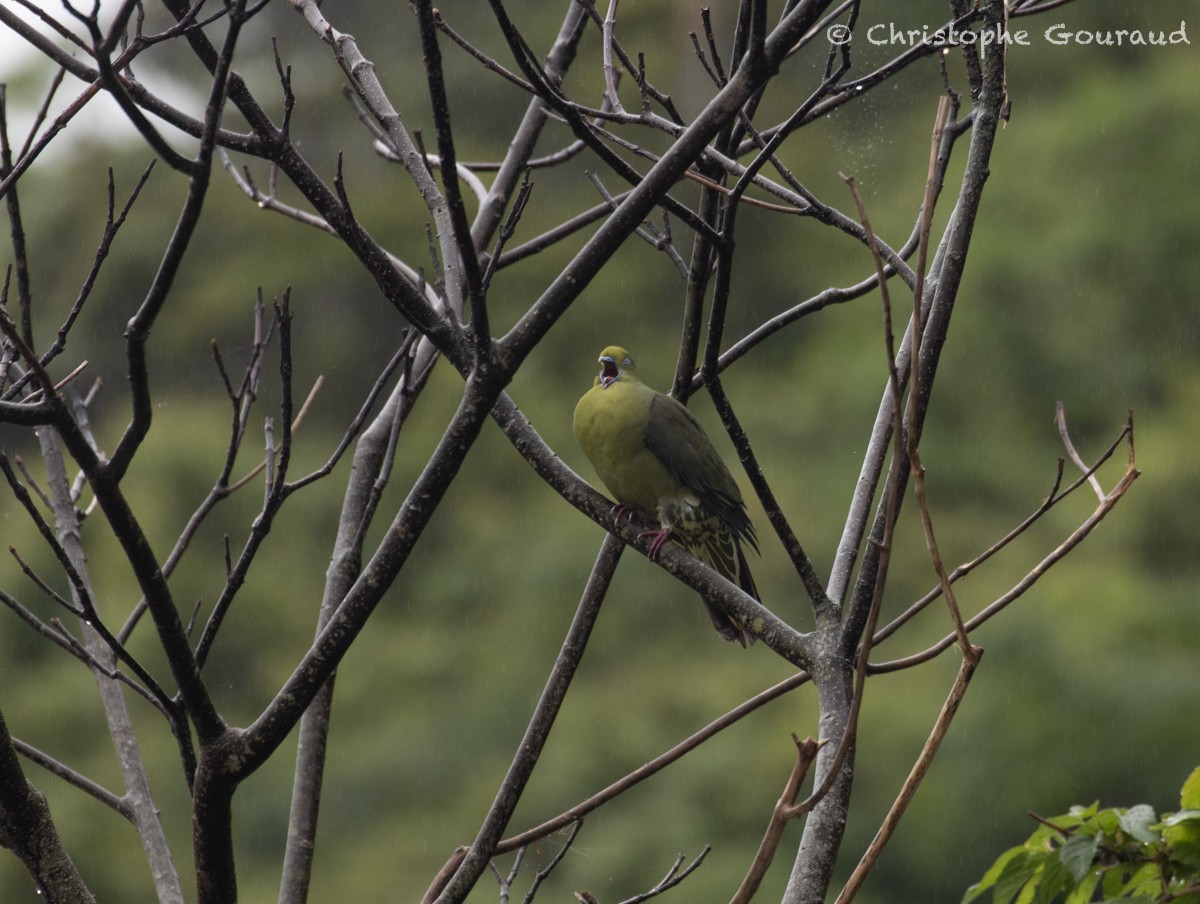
572 346 760 645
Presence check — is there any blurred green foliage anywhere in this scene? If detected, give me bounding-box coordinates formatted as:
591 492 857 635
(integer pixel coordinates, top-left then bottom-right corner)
963 766 1200 904
1 1 1198 902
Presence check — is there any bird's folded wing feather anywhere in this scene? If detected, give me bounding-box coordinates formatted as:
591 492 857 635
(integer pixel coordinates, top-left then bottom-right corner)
644 394 757 548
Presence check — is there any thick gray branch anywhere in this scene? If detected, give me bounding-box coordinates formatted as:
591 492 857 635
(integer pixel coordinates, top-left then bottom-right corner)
37 431 183 903
0 707 95 904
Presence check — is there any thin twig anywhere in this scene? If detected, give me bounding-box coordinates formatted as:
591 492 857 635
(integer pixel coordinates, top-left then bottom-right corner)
12 736 133 820
429 535 622 901
496 669 813 854
870 460 1064 649
601 0 624 113
611 846 709 903
871 428 1138 674
899 98 974 657
1056 401 1105 502
730 735 825 904
227 376 323 492
834 649 983 904
520 821 583 904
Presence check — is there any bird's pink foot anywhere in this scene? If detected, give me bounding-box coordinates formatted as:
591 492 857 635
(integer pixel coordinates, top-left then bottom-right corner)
638 527 673 560
611 504 638 525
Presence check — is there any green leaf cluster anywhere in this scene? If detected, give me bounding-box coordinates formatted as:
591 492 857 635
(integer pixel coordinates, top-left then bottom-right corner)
964 767 1200 904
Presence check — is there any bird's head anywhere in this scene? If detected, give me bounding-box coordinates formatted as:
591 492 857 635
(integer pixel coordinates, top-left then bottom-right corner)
596 346 636 388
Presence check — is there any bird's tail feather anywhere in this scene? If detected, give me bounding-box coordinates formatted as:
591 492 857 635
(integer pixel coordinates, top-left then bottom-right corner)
701 598 751 647
699 541 758 646
682 517 759 646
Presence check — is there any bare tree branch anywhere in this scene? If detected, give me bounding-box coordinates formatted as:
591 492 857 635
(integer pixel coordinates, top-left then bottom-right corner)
430 535 621 902
731 735 825 904
0 0 1137 901
834 649 982 904
0 707 95 904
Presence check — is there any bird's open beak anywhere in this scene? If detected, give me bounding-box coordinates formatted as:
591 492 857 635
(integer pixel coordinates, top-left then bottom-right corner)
598 355 619 388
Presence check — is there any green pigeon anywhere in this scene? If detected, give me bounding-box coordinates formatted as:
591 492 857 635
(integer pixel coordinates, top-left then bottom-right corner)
572 346 760 645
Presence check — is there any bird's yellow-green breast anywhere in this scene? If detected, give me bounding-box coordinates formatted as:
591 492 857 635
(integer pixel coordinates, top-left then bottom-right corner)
572 347 682 513
573 346 760 645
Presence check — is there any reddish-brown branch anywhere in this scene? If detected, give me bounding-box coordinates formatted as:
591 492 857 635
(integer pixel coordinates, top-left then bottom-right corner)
834 649 983 904
494 669 813 855
731 736 825 904
903 98 975 659
871 439 1138 675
